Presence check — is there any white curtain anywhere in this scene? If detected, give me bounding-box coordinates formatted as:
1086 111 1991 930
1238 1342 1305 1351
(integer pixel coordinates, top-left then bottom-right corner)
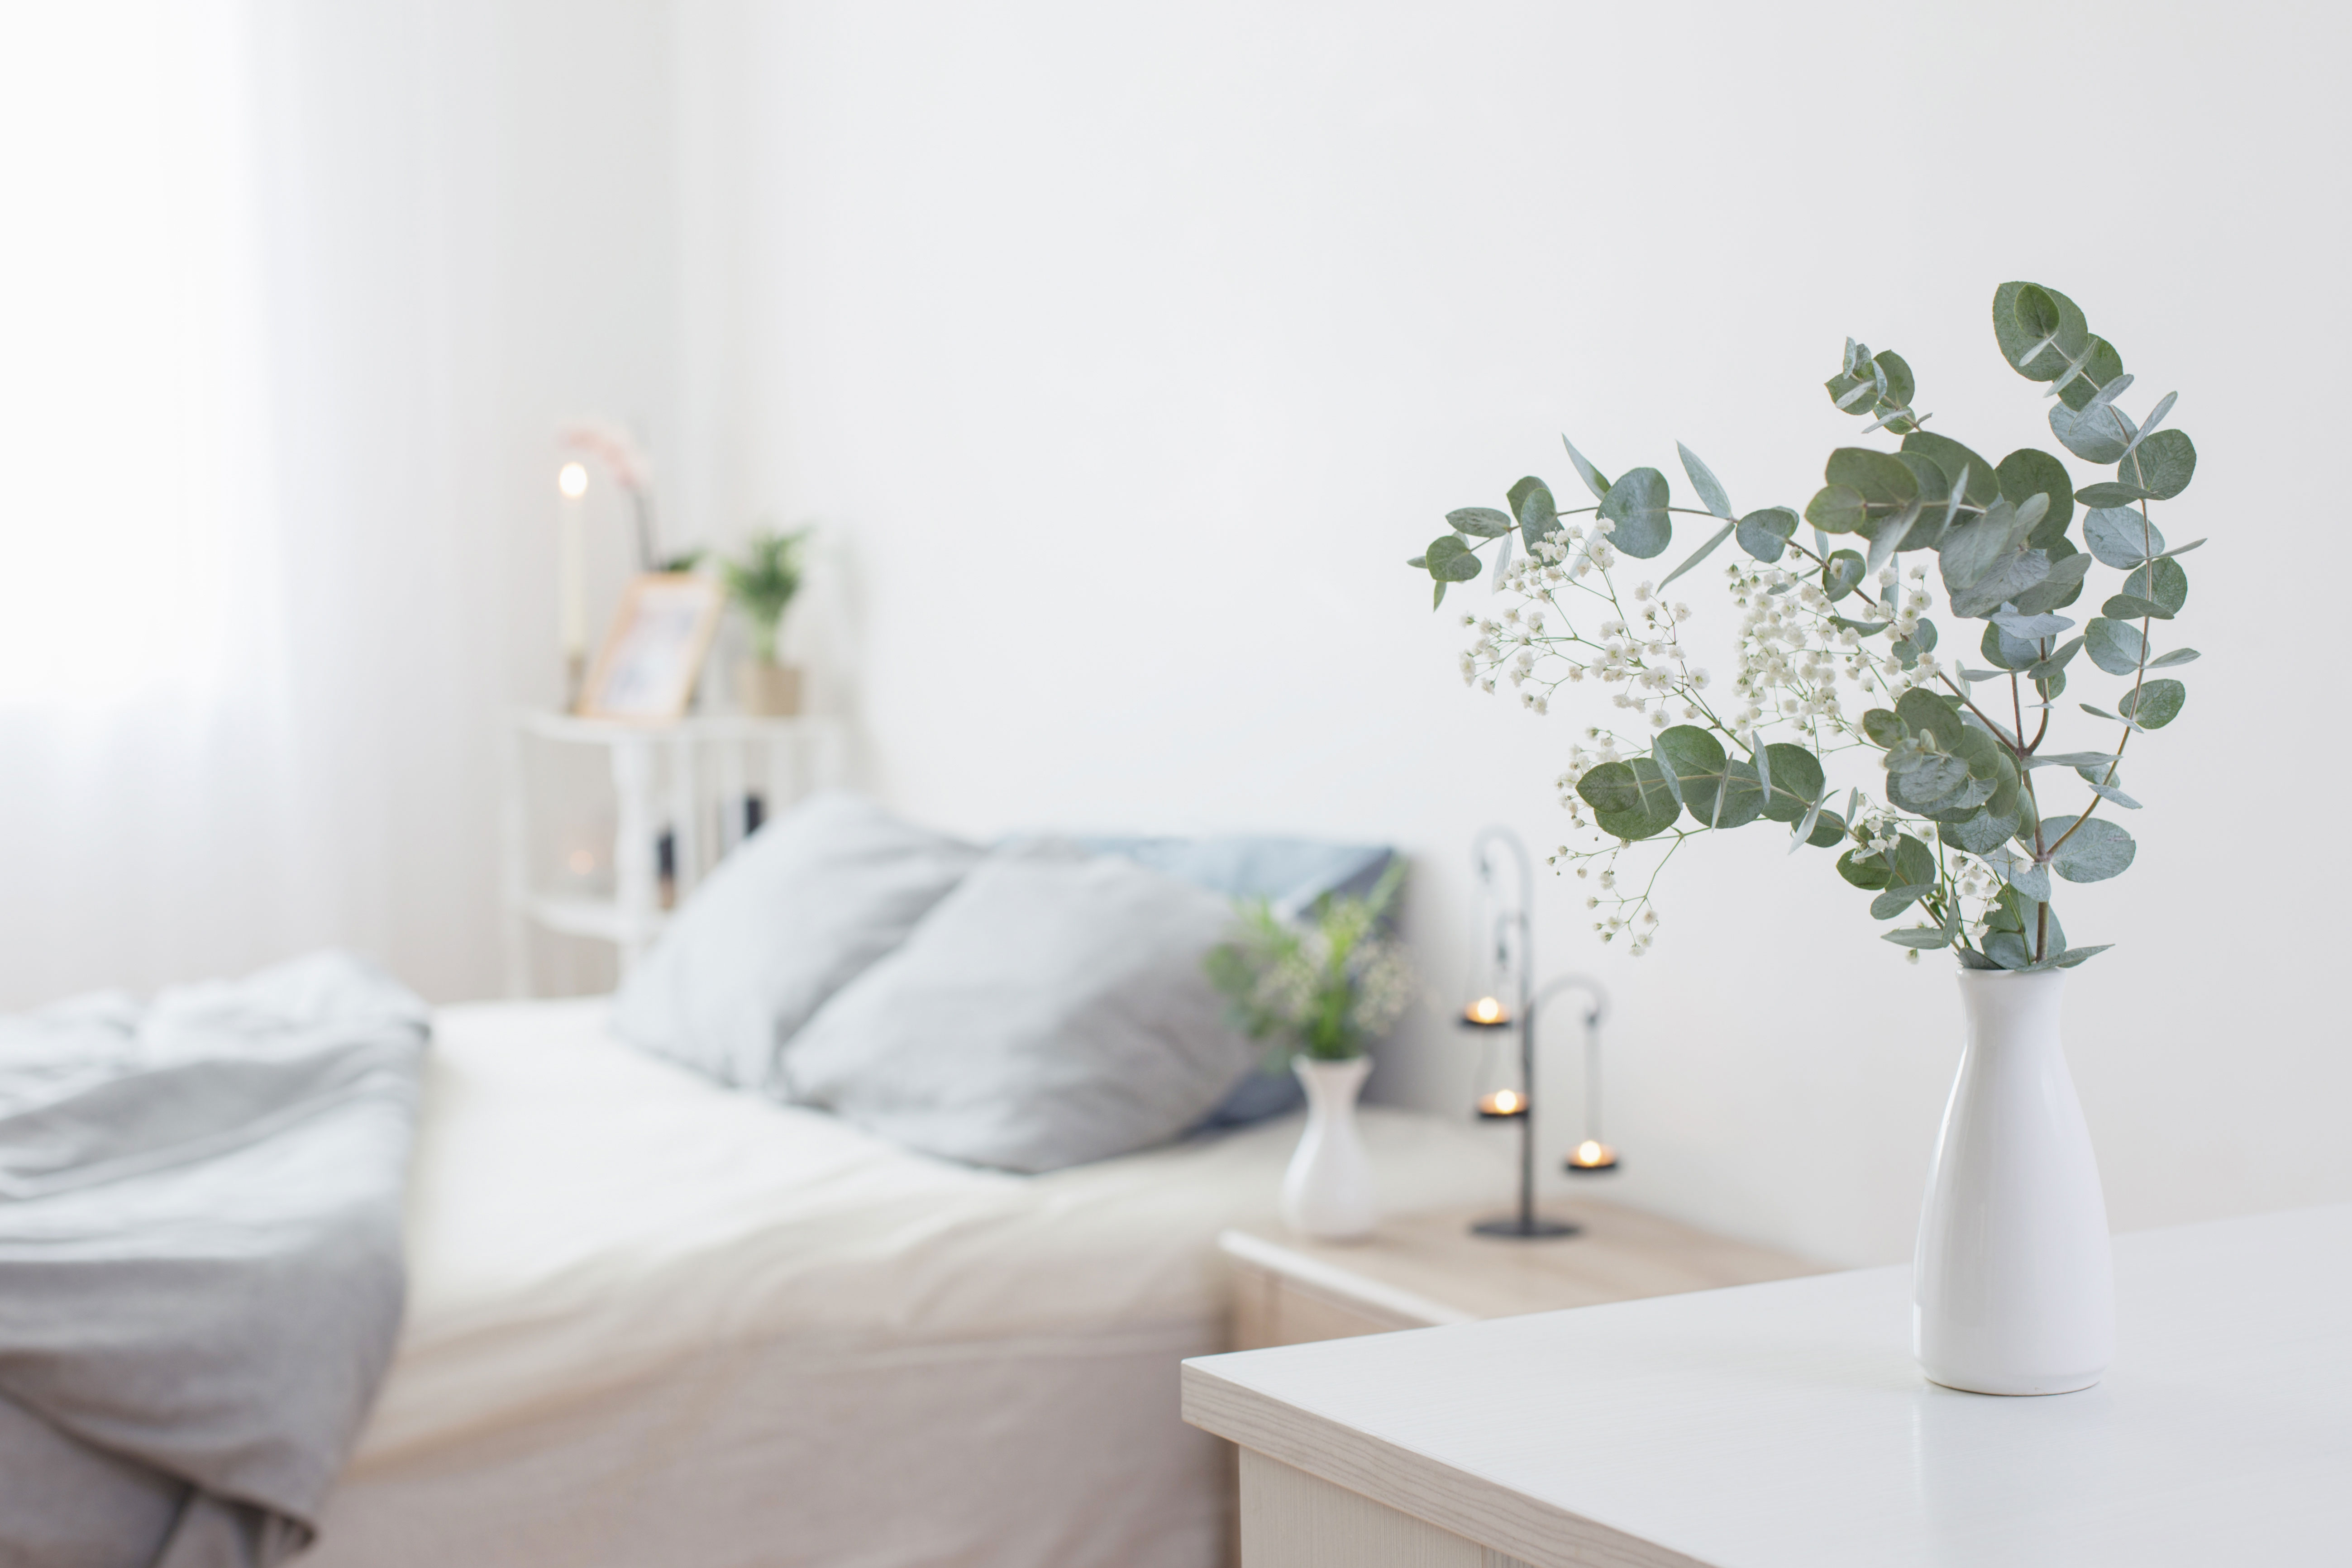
0 1 669 1008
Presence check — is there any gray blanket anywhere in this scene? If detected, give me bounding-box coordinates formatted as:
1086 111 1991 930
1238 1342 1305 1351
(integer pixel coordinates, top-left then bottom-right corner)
0 953 428 1568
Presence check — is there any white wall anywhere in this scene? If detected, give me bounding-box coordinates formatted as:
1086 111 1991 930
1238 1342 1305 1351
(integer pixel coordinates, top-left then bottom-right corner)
677 0 2351 1266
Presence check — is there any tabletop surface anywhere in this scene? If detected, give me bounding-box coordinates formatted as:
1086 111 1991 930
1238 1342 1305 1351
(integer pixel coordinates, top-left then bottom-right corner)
1223 1199 1825 1324
1183 1203 2352 1568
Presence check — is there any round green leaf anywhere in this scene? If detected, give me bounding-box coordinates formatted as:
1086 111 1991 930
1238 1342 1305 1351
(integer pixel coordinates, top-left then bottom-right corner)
1759 744 1825 823
1806 485 1869 535
1903 432 2002 508
2084 617 2146 675
1446 507 1513 539
1597 467 1672 558
2084 506 2162 568
2120 556 2188 619
1508 476 1560 547
1822 549 1865 601
2118 678 2185 729
1995 448 2076 549
1895 688 1967 752
2046 815 2135 883
1837 848 1893 891
1578 758 1680 841
1735 506 1800 562
1994 283 2087 382
2117 428 2195 501
2049 400 2134 464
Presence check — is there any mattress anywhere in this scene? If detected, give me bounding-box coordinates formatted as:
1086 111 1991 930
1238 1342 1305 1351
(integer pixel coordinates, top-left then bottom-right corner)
301 998 1508 1568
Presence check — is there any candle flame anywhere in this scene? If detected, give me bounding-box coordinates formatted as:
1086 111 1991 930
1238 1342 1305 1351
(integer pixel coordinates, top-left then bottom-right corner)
1467 996 1505 1025
558 462 589 498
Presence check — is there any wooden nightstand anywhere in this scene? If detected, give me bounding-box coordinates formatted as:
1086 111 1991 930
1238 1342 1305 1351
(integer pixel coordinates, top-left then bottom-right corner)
1221 1199 1824 1351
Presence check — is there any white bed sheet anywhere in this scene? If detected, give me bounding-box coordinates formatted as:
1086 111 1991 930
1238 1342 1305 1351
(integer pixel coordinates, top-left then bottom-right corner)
301 998 1508 1568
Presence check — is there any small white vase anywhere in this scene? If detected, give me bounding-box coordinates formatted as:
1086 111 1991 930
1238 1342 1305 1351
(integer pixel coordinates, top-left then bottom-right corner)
1280 1055 1376 1241
1914 967 2113 1395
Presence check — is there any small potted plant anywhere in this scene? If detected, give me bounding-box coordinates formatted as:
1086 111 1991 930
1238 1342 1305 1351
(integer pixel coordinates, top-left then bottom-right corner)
1205 864 1413 1239
720 528 811 716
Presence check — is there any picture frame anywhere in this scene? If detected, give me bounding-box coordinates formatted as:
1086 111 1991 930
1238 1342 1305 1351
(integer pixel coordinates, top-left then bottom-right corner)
577 573 724 721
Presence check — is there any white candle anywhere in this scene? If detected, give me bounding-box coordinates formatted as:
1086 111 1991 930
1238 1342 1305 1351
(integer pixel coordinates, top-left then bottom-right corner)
558 462 588 664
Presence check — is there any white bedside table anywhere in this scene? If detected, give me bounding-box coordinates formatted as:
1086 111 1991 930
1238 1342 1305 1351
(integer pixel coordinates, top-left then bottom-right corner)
1221 1199 1824 1351
1187 1203 2352 1568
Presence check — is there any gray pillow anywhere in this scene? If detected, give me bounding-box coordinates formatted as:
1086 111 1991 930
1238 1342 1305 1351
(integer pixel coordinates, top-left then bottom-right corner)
779 842 1260 1173
611 793 981 1090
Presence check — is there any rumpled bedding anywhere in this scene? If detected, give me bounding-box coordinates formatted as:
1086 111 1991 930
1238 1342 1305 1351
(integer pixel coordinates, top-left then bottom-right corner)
0 953 428 1568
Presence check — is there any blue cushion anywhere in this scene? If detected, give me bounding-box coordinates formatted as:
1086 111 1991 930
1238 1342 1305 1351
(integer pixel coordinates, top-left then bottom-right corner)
1075 835 1397 1127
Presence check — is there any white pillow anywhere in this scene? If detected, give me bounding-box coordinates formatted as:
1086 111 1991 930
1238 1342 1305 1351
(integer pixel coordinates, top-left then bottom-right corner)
611 793 981 1090
778 841 1259 1173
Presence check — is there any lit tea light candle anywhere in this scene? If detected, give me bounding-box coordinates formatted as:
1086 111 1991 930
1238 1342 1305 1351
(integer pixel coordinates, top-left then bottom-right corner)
1465 995 1508 1026
1477 1089 1528 1119
1565 1138 1619 1172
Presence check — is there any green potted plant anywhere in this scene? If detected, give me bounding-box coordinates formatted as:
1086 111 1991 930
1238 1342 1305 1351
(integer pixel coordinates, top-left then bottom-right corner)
1205 864 1413 1239
1405 282 2200 1395
720 528 811 716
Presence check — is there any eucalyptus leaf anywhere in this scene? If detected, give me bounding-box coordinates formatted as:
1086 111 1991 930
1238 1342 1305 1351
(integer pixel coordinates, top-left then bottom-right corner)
1896 688 1967 752
1577 757 1681 841
2146 647 2200 668
1991 610 2074 639
1994 282 2088 383
2045 815 2136 883
2119 678 2186 729
2084 617 2147 675
2076 482 2156 508
1824 448 1919 524
1822 549 1865 601
1951 544 2052 620
1446 506 1514 538
2026 751 2119 769
1956 946 2002 971
2050 945 2113 968
1889 753 1972 810
2121 556 2188 619
1677 443 1735 520
1872 885 1930 920
1560 436 1611 500
1982 843 2052 902
1904 432 2002 507
2080 777 2142 809
1837 848 1892 891
1984 931 2035 970
2115 427 2195 500
2049 399 2134 464
1995 448 2076 549
1423 534 1483 582
1883 926 1955 950
1597 467 1673 558
1865 506 1918 580
1889 834 1937 890
1806 485 1868 535
1508 476 1560 547
1735 507 1800 563
2083 506 2163 567
2009 553 2093 615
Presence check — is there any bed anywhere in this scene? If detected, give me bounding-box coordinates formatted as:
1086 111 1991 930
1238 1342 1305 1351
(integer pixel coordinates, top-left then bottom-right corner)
302 996 1508 1568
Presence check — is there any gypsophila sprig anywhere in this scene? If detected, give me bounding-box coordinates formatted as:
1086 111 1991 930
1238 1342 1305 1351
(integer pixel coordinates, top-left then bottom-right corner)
1406 283 2202 972
1203 862 1414 1062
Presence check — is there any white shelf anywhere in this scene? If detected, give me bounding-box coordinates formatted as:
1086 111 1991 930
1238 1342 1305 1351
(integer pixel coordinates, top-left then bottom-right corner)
499 706 848 995
515 708 846 745
522 895 665 944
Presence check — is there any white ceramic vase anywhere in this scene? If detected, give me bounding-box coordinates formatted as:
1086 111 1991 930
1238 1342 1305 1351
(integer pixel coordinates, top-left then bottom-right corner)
1914 967 2113 1396
1281 1055 1376 1241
